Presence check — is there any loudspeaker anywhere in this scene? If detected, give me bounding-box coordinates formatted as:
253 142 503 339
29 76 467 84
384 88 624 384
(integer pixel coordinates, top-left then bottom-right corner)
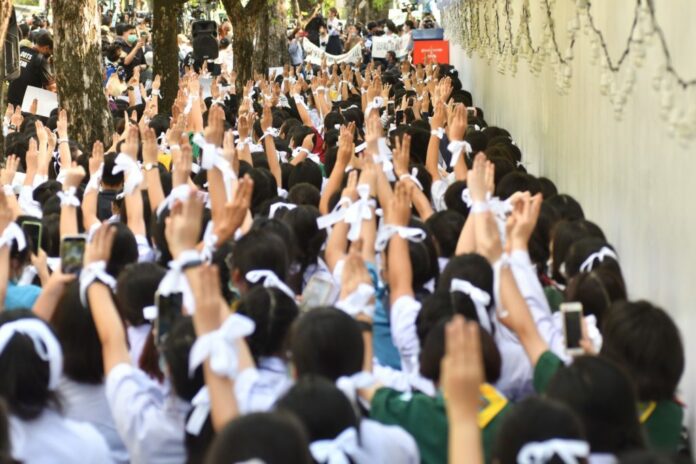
191 20 218 61
3 8 21 81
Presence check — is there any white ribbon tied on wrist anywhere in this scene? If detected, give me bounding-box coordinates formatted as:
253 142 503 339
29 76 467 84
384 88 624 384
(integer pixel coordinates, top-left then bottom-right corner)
375 224 427 252
57 187 81 208
450 278 492 333
578 247 618 273
188 313 256 378
157 250 201 315
316 197 353 231
0 222 26 251
79 260 117 306
112 153 144 196
245 270 295 299
310 427 360 464
335 283 376 319
400 167 424 191
192 133 236 201
343 184 374 242
156 184 192 218
364 96 384 117
447 140 473 168
292 146 321 165
517 439 590 464
374 137 397 182
86 163 104 194
200 221 219 263
0 318 63 390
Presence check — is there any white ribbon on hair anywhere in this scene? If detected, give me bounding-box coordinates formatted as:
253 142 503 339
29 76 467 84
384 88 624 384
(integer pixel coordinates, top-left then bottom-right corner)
245 270 295 299
157 249 202 315
0 222 26 251
269 202 297 219
310 427 360 464
579 247 618 273
375 224 427 252
112 153 144 196
447 140 473 168
85 163 104 194
0 318 63 390
450 278 492 333
143 305 158 321
336 371 375 409
335 283 376 319
343 184 374 242
461 188 473 208
188 313 256 378
517 439 590 464
57 187 81 208
185 386 211 436
79 260 117 306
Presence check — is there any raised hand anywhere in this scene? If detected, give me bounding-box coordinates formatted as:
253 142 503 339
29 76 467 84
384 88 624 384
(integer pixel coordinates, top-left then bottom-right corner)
0 155 19 186
447 103 468 141
141 128 159 165
165 191 205 259
57 109 69 140
84 223 116 265
215 174 254 244
90 141 105 176
385 181 412 227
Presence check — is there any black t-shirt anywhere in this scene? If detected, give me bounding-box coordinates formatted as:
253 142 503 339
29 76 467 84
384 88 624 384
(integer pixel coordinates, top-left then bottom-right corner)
114 37 145 80
7 46 53 106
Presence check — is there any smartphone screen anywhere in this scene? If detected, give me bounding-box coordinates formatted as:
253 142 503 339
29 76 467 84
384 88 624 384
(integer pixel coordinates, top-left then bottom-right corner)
21 221 42 255
387 101 395 117
561 302 583 351
155 292 183 346
467 107 477 118
60 236 86 275
301 275 336 312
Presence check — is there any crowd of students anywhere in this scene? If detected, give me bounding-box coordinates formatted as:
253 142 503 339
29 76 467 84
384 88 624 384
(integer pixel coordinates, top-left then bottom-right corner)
0 8 691 464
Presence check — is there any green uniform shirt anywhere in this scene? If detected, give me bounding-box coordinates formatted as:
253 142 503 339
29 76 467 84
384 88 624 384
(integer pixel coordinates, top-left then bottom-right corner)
533 350 684 453
370 385 510 464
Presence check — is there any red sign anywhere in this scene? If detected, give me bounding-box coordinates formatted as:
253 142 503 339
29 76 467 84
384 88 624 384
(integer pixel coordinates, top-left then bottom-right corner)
413 40 450 65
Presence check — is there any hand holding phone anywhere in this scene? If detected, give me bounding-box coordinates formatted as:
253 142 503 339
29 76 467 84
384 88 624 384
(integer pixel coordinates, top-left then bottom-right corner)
561 302 584 356
21 220 42 255
155 292 183 346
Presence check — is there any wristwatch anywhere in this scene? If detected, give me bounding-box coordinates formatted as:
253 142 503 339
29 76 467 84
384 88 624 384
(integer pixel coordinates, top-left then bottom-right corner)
143 162 157 171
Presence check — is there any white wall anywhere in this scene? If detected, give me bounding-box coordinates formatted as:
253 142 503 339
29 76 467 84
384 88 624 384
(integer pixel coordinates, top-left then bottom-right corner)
447 0 696 431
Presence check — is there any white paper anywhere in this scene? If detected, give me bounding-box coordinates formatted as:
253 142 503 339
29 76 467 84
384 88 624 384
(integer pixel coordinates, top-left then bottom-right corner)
21 86 58 118
371 36 400 59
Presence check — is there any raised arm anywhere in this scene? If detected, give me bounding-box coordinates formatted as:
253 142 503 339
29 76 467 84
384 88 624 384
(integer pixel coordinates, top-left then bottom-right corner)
82 141 104 231
387 181 415 305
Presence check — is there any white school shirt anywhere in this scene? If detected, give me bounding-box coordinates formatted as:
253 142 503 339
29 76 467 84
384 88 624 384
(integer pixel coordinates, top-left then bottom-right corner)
353 419 420 464
58 377 129 464
127 323 151 366
106 363 191 464
390 294 422 375
10 409 111 464
234 356 294 414
492 250 560 400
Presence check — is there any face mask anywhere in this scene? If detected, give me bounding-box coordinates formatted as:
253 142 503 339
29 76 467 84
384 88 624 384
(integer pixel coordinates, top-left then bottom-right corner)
127 34 138 45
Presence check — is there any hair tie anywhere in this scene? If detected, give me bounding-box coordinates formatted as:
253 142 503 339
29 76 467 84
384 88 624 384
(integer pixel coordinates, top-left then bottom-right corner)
269 202 297 219
310 427 360 464
157 249 203 315
450 278 492 333
578 247 618 273
245 270 295 299
517 439 590 464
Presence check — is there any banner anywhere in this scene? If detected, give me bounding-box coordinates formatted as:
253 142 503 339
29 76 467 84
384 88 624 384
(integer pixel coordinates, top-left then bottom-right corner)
302 40 363 65
371 35 411 59
413 40 450 65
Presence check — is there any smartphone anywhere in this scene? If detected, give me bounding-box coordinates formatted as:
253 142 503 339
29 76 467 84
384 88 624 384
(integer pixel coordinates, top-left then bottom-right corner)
301 274 336 312
561 302 584 356
387 101 395 117
21 220 42 255
60 235 87 275
155 292 183 346
466 107 477 118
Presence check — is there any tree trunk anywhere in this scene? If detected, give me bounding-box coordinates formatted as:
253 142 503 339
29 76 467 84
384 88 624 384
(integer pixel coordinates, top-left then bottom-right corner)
220 0 267 88
52 0 113 148
0 0 13 56
152 0 183 114
255 0 289 72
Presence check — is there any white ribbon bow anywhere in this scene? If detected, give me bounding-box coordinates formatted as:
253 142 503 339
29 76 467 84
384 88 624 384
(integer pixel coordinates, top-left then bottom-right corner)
450 278 492 333
85 163 104 193
0 222 26 251
143 305 158 321
185 386 211 436
156 184 193 217
245 270 295 299
192 133 237 201
269 202 297 219
112 153 144 196
400 167 424 191
188 313 256 378
374 138 397 182
292 146 321 164
0 318 63 390
517 439 590 464
365 96 384 116
157 250 201 315
310 427 360 464
336 371 375 408
335 283 376 319
259 127 279 141
343 184 373 242
578 247 618 273
57 187 81 208
79 260 117 306
447 140 473 168
461 188 474 208
375 224 427 252
316 197 352 231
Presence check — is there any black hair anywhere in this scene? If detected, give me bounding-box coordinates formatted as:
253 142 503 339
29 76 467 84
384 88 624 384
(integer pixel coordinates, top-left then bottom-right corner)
493 396 587 464
278 205 326 292
106 222 139 279
550 219 605 283
546 194 584 221
438 253 494 300
288 160 323 192
546 355 645 454
115 262 166 327
237 287 299 362
102 152 125 187
563 237 622 282
564 267 626 327
275 375 358 442
0 399 12 464
33 30 53 48
50 281 105 384
0 311 61 421
385 219 439 293
618 451 692 464
161 317 204 402
205 412 312 464
443 181 471 217
529 202 561 278
287 183 321 208
538 177 558 199
495 172 542 200
419 317 501 385
290 307 363 381
425 210 465 258
601 301 684 402
227 228 291 286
